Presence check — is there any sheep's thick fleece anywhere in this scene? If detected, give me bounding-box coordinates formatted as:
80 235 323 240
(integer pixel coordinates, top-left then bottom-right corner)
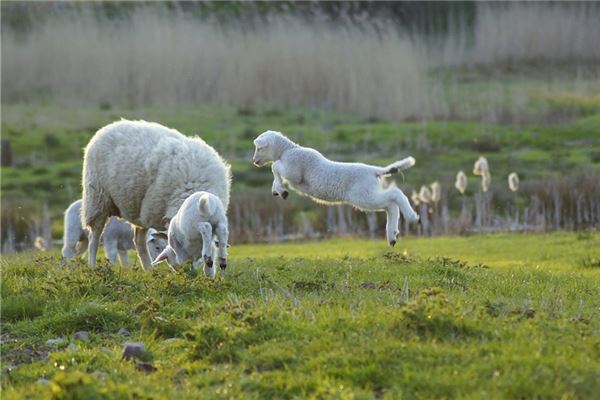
81 120 231 269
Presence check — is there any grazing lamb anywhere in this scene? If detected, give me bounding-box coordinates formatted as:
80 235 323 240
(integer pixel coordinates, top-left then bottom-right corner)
151 191 229 277
252 130 419 245
81 120 231 270
62 199 164 265
62 199 89 260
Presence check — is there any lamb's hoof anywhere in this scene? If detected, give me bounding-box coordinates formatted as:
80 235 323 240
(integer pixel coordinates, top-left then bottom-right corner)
204 256 213 268
281 191 289 199
389 240 396 247
219 258 227 270
272 192 279 197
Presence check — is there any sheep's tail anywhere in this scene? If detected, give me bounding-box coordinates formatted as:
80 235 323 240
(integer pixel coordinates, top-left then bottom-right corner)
377 156 416 177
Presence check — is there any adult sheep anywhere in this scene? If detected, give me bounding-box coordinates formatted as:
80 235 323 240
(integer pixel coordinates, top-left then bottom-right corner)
81 120 231 270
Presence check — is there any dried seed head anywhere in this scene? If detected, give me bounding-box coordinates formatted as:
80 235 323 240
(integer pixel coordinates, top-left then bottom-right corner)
418 186 432 204
455 171 467 194
481 173 491 192
430 182 441 203
473 156 489 176
508 172 519 192
34 236 48 252
411 189 420 206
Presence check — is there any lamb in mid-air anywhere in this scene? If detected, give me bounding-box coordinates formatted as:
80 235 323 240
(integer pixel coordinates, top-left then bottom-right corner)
81 120 231 270
62 199 166 265
252 130 419 245
151 191 229 278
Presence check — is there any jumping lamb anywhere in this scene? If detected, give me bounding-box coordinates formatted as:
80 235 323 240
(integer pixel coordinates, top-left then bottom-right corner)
81 120 231 270
252 130 419 245
151 191 229 278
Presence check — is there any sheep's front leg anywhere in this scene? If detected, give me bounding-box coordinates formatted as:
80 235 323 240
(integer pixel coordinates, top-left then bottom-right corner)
134 226 152 271
215 222 229 270
271 161 289 199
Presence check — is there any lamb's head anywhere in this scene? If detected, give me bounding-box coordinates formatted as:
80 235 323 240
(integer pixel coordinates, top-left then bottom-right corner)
151 222 184 269
146 228 168 261
252 130 288 167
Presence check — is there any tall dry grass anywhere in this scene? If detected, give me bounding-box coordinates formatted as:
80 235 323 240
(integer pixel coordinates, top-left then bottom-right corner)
2 3 599 121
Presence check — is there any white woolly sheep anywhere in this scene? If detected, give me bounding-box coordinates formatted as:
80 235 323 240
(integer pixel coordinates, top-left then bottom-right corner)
81 120 231 270
151 191 229 277
252 130 418 246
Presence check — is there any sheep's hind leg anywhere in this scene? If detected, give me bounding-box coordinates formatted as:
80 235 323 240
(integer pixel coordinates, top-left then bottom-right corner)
87 218 107 267
134 227 152 271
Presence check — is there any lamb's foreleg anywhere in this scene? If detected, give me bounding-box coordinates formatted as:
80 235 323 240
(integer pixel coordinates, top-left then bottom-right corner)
198 222 215 275
215 222 229 270
271 161 289 199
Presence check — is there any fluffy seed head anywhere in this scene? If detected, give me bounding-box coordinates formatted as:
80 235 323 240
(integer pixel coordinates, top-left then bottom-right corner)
473 156 490 176
430 182 441 203
508 172 520 192
411 189 420 206
418 186 432 204
455 171 467 194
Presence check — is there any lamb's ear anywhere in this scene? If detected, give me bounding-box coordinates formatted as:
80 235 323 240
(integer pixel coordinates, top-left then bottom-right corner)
254 136 268 148
161 216 170 228
151 231 168 241
152 247 170 265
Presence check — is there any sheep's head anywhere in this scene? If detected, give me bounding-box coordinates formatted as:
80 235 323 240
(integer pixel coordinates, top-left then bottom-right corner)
252 130 285 167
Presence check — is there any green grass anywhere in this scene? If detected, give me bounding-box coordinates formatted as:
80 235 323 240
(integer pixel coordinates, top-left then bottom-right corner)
2 233 599 399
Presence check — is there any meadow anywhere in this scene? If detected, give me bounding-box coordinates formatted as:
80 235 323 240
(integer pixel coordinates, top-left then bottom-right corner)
1 233 599 399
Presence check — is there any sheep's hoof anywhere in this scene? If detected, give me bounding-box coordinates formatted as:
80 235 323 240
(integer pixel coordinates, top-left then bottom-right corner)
281 191 289 199
389 240 397 247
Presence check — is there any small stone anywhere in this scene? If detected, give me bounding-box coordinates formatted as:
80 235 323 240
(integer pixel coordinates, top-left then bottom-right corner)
117 328 130 336
121 342 146 361
135 362 157 373
45 337 65 346
36 378 51 385
163 338 179 344
67 343 78 352
73 331 90 342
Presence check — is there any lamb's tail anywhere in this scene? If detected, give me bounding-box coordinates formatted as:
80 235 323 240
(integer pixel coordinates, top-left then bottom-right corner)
377 156 416 176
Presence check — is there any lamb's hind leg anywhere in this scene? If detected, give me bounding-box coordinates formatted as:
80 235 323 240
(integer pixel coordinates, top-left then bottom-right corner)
385 203 401 246
388 187 419 223
351 189 400 246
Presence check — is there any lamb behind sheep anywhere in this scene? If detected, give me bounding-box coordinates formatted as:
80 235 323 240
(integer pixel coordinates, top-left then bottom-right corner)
81 120 231 270
252 130 419 245
152 191 229 277
62 199 165 265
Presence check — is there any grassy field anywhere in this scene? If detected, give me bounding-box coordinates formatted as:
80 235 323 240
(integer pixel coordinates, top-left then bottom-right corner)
2 233 599 399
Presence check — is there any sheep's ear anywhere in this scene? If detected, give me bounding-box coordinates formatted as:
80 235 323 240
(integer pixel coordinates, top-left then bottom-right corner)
151 231 168 241
152 247 170 265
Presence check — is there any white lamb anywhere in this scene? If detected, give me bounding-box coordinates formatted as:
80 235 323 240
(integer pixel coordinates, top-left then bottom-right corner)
252 130 419 245
81 120 231 270
62 199 166 265
151 191 229 278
